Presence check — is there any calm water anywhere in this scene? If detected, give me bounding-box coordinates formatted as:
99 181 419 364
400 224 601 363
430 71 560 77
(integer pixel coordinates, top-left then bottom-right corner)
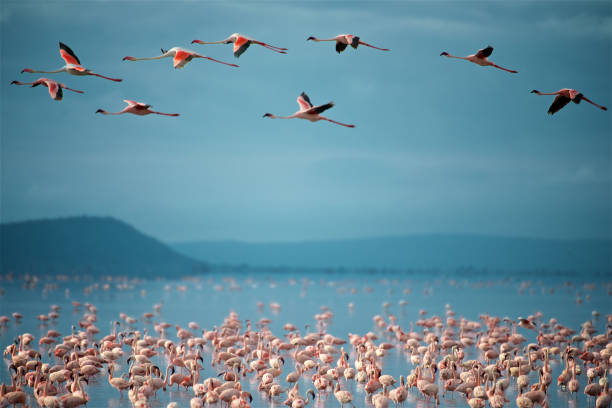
0 270 610 408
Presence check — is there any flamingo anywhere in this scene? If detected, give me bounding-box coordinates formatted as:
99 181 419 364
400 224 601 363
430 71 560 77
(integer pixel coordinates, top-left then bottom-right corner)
95 100 179 117
530 89 607 115
263 92 355 128
21 42 122 81
10 78 83 101
440 45 517 73
306 35 389 53
122 47 238 69
192 33 287 58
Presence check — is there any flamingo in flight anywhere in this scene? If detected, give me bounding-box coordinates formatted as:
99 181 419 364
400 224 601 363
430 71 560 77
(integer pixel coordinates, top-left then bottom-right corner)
440 45 518 73
122 47 238 69
21 42 122 81
11 78 83 101
95 100 179 117
306 35 389 53
263 92 355 128
530 89 607 115
192 33 287 58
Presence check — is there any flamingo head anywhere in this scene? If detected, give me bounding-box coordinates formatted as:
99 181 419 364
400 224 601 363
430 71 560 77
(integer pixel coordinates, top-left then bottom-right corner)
530 90 540 94
440 51 449 56
306 37 316 41
95 109 105 114
263 113 273 118
21 68 34 73
122 56 135 61
192 39 203 44
10 81 19 85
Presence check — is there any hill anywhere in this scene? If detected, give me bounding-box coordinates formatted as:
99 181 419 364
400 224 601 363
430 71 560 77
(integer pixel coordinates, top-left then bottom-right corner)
1 216 205 276
173 235 611 273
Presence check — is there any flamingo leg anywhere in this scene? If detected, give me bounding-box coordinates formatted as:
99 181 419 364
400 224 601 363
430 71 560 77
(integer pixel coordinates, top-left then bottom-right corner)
253 41 288 51
61 86 84 94
581 96 607 111
197 56 239 67
490 63 517 73
150 111 180 117
88 72 122 82
322 118 355 128
358 41 390 51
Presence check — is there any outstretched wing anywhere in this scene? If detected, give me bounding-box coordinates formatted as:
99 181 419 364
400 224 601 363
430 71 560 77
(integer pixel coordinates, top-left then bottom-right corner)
336 41 348 53
548 95 571 115
233 36 251 58
59 42 81 65
475 46 493 58
297 92 313 111
47 81 62 100
124 100 148 108
306 102 334 114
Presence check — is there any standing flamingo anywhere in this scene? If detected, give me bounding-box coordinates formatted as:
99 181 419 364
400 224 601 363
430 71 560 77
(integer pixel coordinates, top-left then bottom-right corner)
122 47 238 69
306 35 389 53
10 78 83 101
263 92 355 128
440 45 517 73
21 42 122 81
530 89 607 115
95 100 179 117
192 34 287 58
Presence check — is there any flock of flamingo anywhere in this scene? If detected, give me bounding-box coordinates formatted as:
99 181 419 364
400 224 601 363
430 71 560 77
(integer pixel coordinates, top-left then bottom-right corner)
1 283 611 408
10 34 607 124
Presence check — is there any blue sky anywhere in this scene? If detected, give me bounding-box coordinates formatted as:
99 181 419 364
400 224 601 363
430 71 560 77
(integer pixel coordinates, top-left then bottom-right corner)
1 1 610 242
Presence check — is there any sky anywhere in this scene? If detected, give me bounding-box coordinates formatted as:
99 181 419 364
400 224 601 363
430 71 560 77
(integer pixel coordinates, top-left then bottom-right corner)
1 1 610 243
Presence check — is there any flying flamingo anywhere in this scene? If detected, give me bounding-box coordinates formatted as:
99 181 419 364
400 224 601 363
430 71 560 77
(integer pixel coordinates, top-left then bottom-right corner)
530 89 607 115
440 45 518 73
95 100 179 117
263 92 355 128
122 47 238 69
306 35 389 53
10 78 83 101
192 33 287 58
21 42 122 81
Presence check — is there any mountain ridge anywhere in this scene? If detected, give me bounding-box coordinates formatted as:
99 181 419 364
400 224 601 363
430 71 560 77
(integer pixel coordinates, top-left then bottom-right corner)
1 216 205 276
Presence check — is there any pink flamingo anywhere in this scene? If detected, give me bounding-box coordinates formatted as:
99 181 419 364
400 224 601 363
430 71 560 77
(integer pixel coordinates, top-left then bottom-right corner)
531 89 607 115
96 100 179 117
306 35 389 53
123 47 238 69
11 78 83 101
440 45 517 73
192 33 287 58
22 42 122 81
263 92 355 128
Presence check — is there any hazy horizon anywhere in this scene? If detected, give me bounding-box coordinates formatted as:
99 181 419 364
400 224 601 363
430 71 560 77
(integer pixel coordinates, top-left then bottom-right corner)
2 2 610 243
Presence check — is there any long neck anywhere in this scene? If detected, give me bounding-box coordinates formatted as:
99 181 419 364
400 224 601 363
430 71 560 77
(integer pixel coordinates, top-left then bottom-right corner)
132 54 169 61
28 68 65 74
446 54 468 60
312 38 337 42
198 40 229 44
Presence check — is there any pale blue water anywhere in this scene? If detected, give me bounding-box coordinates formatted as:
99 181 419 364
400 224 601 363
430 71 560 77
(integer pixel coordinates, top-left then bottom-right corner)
0 271 610 408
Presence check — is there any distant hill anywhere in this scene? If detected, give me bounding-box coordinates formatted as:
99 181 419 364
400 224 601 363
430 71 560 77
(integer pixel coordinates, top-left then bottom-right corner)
1 216 205 276
173 235 611 273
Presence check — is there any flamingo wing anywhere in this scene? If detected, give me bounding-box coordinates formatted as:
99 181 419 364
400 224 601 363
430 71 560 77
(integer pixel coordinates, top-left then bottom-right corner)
59 42 81 65
548 94 571 115
475 46 493 58
297 93 313 111
173 50 193 68
306 102 334 115
336 41 348 53
47 81 62 100
233 36 251 57
124 100 148 108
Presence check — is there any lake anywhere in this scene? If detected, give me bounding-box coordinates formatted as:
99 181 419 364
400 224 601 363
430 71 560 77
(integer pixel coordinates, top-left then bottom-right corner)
1 270 610 408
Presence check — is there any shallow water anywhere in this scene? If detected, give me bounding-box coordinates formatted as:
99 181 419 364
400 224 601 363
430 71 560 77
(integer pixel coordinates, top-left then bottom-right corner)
0 271 610 408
